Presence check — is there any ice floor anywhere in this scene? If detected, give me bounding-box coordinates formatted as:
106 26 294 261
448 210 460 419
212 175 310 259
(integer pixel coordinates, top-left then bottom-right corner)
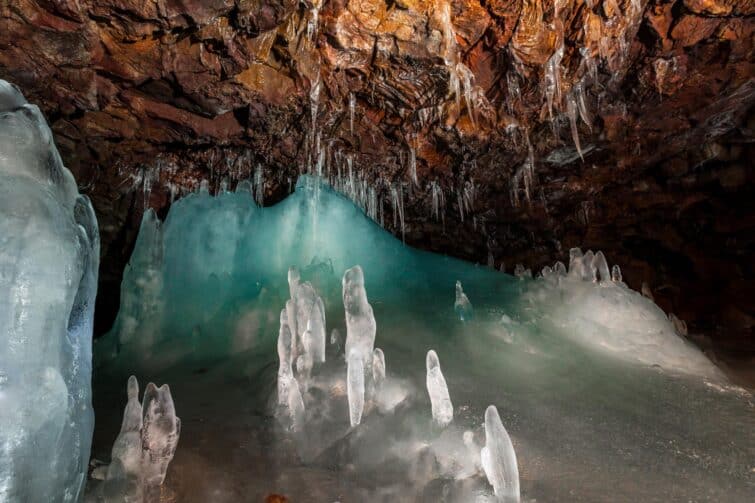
89 178 754 502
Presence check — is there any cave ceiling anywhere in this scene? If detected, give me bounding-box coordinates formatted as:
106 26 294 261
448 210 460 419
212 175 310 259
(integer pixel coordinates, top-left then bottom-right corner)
1 0 753 347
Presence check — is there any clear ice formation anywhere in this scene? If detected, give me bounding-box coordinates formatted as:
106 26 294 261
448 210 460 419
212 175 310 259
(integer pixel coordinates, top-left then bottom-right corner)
96 175 753 501
481 405 520 502
276 308 305 431
347 349 365 427
342 265 377 368
426 350 453 428
454 280 473 321
101 376 180 502
0 79 99 502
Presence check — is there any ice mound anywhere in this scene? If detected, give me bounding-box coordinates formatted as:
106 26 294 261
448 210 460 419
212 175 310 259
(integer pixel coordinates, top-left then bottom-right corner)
0 80 99 501
93 175 753 501
522 248 722 379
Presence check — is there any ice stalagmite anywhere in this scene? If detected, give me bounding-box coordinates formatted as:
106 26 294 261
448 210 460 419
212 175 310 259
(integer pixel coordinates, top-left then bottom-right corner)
481 405 520 502
426 350 453 427
141 383 181 501
0 79 99 502
103 377 144 502
277 308 305 431
102 376 180 503
342 265 377 366
372 347 386 391
347 350 365 427
454 280 473 321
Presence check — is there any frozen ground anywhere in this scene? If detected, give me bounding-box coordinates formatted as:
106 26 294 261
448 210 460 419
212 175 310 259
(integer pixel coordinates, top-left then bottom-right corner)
89 177 754 502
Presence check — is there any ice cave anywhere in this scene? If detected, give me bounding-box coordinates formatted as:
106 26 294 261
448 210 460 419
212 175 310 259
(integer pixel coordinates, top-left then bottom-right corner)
1 1 754 502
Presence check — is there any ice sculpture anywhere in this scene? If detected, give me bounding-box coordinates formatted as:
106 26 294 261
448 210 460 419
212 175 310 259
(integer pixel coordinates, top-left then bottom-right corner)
0 79 99 502
454 280 473 321
426 350 453 427
101 376 180 502
481 406 520 502
347 349 365 427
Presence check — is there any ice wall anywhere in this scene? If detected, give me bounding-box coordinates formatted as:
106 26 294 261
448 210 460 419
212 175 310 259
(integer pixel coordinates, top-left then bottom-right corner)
0 80 99 501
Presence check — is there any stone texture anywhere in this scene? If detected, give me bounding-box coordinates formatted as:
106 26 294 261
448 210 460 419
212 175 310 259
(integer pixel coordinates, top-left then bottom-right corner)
0 0 753 361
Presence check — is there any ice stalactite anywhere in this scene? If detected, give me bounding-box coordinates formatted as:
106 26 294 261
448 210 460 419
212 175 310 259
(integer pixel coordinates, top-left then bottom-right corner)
101 376 180 503
0 80 99 502
426 350 453 428
454 280 473 321
436 0 487 126
566 91 584 161
390 183 406 241
543 0 567 123
510 131 536 207
408 145 418 186
253 164 265 206
429 180 446 229
348 92 356 135
481 405 520 503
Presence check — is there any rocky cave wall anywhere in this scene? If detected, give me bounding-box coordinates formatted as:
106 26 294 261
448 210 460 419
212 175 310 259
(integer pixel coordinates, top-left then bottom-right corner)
1 0 753 361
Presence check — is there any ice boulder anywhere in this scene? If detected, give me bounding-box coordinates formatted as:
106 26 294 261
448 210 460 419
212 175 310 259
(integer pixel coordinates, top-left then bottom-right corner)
0 80 99 501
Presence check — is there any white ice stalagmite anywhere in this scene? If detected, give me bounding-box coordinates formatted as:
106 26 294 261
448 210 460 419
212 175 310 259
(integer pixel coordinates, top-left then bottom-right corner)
343 266 377 367
454 280 474 321
593 251 611 283
347 349 365 427
103 376 144 502
286 267 326 366
277 308 305 430
612 264 624 283
102 376 180 503
426 350 453 428
1 79 99 502
481 405 520 502
141 382 181 502
372 347 386 393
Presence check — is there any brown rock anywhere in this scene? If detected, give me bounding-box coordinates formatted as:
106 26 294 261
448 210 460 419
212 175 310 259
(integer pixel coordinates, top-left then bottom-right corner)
671 15 721 47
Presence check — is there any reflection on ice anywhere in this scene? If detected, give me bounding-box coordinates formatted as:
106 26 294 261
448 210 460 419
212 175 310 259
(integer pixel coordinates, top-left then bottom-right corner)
92 176 753 502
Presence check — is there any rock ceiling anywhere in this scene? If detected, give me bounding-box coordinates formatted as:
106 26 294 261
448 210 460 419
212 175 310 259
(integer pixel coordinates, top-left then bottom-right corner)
0 0 753 353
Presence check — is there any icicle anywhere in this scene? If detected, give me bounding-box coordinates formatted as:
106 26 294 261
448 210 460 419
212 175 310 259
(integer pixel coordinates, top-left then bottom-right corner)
566 92 584 161
349 92 356 135
408 146 418 186
390 184 405 242
429 180 445 226
310 74 320 132
253 164 264 206
574 80 593 132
